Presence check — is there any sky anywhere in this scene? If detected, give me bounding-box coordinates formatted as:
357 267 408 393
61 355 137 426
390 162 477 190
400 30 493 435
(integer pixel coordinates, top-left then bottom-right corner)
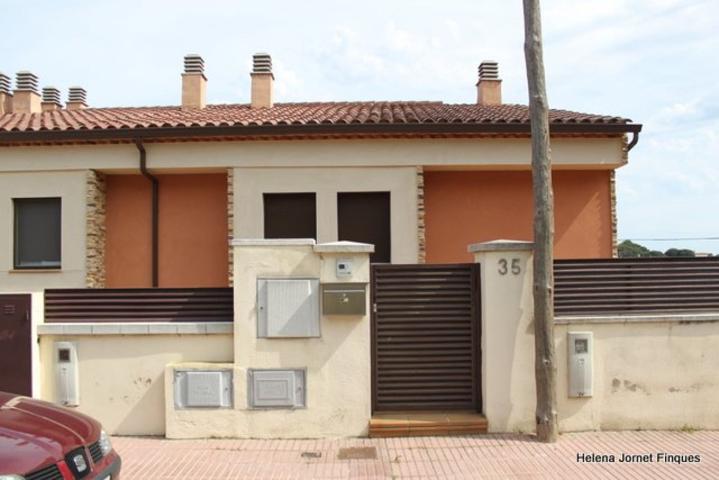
2 0 717 254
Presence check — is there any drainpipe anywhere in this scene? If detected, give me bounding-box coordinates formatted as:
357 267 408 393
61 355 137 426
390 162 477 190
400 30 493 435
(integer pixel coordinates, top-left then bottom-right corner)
627 130 641 151
134 140 159 287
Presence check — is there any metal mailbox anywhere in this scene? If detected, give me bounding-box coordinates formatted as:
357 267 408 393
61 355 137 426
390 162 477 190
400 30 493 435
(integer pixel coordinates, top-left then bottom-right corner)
322 283 367 315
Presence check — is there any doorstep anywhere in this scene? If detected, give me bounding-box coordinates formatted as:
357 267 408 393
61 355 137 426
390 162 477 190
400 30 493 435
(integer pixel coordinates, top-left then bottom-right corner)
369 411 488 437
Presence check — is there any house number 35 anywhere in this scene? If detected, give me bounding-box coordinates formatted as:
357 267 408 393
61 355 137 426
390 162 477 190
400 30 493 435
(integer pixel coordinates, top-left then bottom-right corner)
498 258 521 276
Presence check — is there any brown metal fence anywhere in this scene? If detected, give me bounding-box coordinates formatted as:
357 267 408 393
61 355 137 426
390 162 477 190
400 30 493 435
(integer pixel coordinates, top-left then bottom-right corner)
554 257 719 316
44 288 233 323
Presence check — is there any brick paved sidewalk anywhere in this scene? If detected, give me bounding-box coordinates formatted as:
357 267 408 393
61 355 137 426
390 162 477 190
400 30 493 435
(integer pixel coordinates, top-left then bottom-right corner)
113 431 719 479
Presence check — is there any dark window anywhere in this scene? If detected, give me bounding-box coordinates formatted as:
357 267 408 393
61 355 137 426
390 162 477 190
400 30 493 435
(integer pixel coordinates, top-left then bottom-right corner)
338 192 391 263
263 193 317 240
14 198 61 269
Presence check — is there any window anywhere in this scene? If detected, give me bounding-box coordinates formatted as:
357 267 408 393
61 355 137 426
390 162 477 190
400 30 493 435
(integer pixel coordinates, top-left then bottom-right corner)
263 193 317 240
337 192 391 263
14 198 61 269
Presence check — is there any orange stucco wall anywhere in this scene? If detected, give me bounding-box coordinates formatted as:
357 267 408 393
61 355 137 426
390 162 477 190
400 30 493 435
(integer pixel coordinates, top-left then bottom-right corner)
105 173 228 287
424 170 612 263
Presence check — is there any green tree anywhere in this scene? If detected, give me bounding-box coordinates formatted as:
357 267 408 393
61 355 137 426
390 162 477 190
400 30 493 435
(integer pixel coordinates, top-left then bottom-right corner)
618 240 696 258
618 240 655 257
665 248 695 257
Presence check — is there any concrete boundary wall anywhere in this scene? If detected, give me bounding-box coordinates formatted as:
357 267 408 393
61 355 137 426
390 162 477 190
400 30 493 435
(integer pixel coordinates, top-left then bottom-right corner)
555 319 719 431
164 239 373 439
471 240 719 434
38 333 233 435
27 238 719 438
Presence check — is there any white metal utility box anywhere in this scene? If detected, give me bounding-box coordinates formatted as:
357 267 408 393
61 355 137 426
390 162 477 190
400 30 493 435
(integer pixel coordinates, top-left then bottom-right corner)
174 369 233 409
54 341 80 407
248 369 306 409
567 332 593 397
257 278 320 337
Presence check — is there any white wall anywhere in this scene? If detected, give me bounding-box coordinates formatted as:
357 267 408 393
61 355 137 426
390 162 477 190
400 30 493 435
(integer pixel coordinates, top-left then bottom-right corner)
233 167 418 263
473 240 719 433
0 170 88 290
39 333 233 435
556 317 719 431
472 241 536 433
0 137 625 172
166 240 372 439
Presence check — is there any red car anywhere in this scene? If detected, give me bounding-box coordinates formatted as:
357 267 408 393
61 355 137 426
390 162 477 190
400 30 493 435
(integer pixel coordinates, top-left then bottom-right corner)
0 392 121 480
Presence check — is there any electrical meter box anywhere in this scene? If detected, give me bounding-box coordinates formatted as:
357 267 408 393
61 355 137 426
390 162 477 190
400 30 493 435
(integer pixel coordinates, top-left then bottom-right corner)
174 369 233 409
55 342 80 407
568 332 593 397
257 278 320 337
322 283 367 315
248 369 305 408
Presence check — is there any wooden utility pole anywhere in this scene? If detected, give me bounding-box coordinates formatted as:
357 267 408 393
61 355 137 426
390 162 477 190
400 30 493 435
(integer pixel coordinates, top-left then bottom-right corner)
522 0 559 442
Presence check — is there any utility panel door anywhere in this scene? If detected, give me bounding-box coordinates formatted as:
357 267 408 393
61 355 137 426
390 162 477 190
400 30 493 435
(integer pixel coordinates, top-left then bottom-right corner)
338 192 391 264
0 294 32 396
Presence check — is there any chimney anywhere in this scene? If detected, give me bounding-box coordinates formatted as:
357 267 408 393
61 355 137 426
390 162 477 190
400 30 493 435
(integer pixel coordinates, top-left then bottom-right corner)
67 87 88 110
476 61 502 106
250 53 273 108
181 54 206 109
13 71 42 114
0 72 11 114
42 87 62 111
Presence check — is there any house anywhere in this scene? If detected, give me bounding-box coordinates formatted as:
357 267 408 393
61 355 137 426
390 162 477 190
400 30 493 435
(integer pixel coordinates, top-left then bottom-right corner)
0 53 675 438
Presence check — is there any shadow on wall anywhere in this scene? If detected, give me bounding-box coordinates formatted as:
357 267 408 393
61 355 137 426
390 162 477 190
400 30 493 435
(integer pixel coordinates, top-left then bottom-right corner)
62 335 233 436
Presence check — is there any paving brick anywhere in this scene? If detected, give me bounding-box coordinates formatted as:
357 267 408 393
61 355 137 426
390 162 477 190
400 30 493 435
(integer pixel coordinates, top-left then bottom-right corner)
112 431 719 479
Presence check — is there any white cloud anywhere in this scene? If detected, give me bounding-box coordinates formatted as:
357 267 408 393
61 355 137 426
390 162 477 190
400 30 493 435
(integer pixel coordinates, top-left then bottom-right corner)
1 0 718 251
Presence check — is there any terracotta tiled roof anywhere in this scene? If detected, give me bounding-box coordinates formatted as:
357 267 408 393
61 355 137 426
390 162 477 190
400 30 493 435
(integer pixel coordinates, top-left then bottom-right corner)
0 102 632 133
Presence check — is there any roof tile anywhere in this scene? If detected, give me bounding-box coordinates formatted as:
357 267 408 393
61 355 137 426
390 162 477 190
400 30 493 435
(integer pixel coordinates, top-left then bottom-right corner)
0 101 631 134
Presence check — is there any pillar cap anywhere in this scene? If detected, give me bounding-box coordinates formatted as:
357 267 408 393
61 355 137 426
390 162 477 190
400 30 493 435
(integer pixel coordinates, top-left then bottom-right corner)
314 241 374 253
230 238 315 247
468 239 533 253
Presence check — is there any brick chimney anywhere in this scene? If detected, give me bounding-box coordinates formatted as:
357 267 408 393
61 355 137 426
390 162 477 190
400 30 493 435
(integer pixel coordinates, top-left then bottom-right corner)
13 71 42 114
0 72 11 114
42 87 62 111
476 61 502 106
250 53 273 108
181 54 206 109
67 87 88 110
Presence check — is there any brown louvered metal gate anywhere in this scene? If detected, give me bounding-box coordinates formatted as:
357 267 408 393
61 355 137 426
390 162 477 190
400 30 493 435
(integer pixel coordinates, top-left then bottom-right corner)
371 264 481 412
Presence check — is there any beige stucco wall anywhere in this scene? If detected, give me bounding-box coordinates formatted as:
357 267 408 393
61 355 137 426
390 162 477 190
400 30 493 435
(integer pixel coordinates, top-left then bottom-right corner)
0 170 88 290
0 136 624 284
471 241 536 433
233 167 418 263
166 241 372 438
38 334 233 435
556 318 719 431
0 137 625 173
473 240 719 433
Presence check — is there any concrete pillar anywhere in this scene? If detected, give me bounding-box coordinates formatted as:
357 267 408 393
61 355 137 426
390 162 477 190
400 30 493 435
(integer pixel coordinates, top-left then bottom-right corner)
469 239 535 433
